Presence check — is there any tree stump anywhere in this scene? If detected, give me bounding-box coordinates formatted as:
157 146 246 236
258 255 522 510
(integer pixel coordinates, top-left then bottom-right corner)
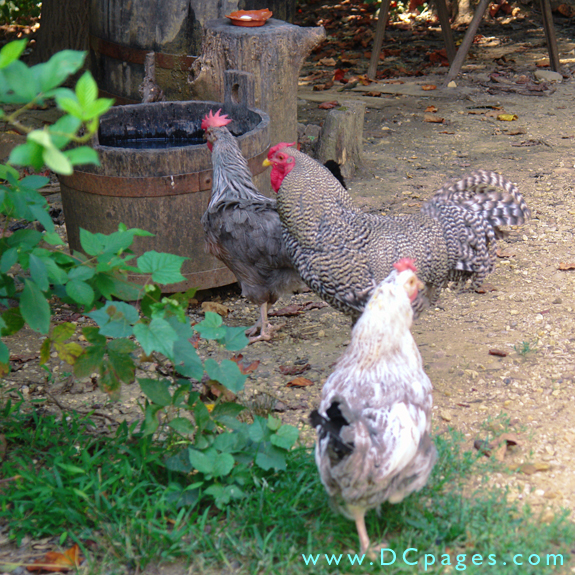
189 19 325 147
317 101 365 180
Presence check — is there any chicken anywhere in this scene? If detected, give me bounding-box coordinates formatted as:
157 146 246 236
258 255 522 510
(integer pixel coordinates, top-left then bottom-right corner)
201 110 304 342
264 143 530 321
310 259 436 557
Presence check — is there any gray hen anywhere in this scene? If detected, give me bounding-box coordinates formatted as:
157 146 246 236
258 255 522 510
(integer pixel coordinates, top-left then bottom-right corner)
201 110 304 342
310 260 436 557
265 144 531 321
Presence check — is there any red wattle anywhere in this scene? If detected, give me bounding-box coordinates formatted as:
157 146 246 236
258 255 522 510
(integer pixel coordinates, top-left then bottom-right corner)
207 142 213 152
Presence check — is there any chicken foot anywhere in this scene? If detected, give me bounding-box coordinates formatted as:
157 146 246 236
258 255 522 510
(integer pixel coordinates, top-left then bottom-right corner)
245 303 284 343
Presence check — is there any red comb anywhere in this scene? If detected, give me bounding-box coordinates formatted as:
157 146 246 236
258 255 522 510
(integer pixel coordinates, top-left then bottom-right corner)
201 109 232 130
393 258 417 273
267 142 296 159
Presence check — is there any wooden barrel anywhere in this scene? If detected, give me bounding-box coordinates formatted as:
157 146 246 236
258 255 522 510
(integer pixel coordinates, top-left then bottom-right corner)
58 100 270 292
89 0 298 104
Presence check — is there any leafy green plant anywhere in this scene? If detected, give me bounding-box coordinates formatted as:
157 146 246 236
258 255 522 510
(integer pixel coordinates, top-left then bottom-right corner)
0 0 41 25
0 39 300 522
514 338 538 357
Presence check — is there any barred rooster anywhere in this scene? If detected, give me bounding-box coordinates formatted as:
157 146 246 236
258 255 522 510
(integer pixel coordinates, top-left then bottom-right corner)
264 143 530 321
201 110 304 342
310 259 436 557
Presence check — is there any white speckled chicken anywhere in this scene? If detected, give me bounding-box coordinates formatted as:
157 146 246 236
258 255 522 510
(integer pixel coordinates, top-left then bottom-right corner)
264 143 531 321
310 259 436 556
201 110 304 342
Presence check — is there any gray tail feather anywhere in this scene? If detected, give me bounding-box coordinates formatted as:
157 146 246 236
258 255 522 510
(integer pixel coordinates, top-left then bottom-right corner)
425 170 531 229
310 402 354 462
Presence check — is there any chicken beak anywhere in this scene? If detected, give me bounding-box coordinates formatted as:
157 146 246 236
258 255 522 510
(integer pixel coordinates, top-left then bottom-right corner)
262 158 272 167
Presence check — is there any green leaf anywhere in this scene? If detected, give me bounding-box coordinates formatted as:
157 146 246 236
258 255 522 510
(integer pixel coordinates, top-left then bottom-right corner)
173 339 203 380
28 205 54 233
107 345 136 385
1 307 24 336
204 358 247 394
20 175 50 190
164 449 193 473
54 341 84 364
267 415 282 432
47 114 81 149
8 141 44 170
223 326 249 351
84 98 114 119
68 266 95 281
56 96 84 119
142 402 162 435
212 432 238 453
28 254 49 291
2 60 36 102
168 417 195 435
0 340 10 364
139 378 173 407
38 50 85 93
137 251 187 285
133 317 177 358
270 425 299 450
74 345 105 378
20 279 50 334
0 40 27 69
187 448 214 475
87 301 139 338
75 71 98 108
107 338 137 354
66 279 95 307
211 452 235 478
210 402 245 420
0 247 18 273
194 312 226 340
255 446 287 471
248 416 272 443
194 401 211 433
0 163 19 181
81 326 105 344
65 146 100 167
43 231 65 246
52 322 76 343
42 144 73 175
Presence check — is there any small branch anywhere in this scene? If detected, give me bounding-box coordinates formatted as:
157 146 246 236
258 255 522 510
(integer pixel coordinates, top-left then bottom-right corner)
45 391 120 425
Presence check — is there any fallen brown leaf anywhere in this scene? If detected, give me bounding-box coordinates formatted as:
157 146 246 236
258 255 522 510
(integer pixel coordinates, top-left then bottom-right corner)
421 84 437 91
279 363 311 376
384 79 404 84
425 105 438 113
364 91 382 97
318 101 339 110
496 248 516 258
558 262 575 270
313 81 334 91
489 349 508 357
424 114 444 123
201 301 230 317
28 544 82 572
206 380 236 402
318 57 336 66
475 283 497 293
230 354 260 375
286 377 314 388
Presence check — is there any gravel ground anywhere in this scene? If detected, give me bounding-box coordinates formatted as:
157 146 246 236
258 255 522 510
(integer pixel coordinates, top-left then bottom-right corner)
3 9 575 572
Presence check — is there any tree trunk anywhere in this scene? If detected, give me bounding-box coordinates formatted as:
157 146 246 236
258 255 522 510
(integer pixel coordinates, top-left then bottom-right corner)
31 0 90 64
189 19 325 148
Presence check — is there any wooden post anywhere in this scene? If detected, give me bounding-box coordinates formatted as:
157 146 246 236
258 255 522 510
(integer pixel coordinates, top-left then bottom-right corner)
189 18 325 147
317 101 365 180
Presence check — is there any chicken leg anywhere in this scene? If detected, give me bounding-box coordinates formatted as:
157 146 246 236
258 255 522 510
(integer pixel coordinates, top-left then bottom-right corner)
349 505 371 557
245 302 283 343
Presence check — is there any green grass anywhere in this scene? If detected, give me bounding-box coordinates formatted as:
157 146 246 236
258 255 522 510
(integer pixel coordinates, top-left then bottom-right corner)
0 410 573 574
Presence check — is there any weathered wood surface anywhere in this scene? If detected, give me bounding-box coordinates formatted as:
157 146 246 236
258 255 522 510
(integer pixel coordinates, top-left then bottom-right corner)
317 101 365 180
59 101 270 291
189 19 325 147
